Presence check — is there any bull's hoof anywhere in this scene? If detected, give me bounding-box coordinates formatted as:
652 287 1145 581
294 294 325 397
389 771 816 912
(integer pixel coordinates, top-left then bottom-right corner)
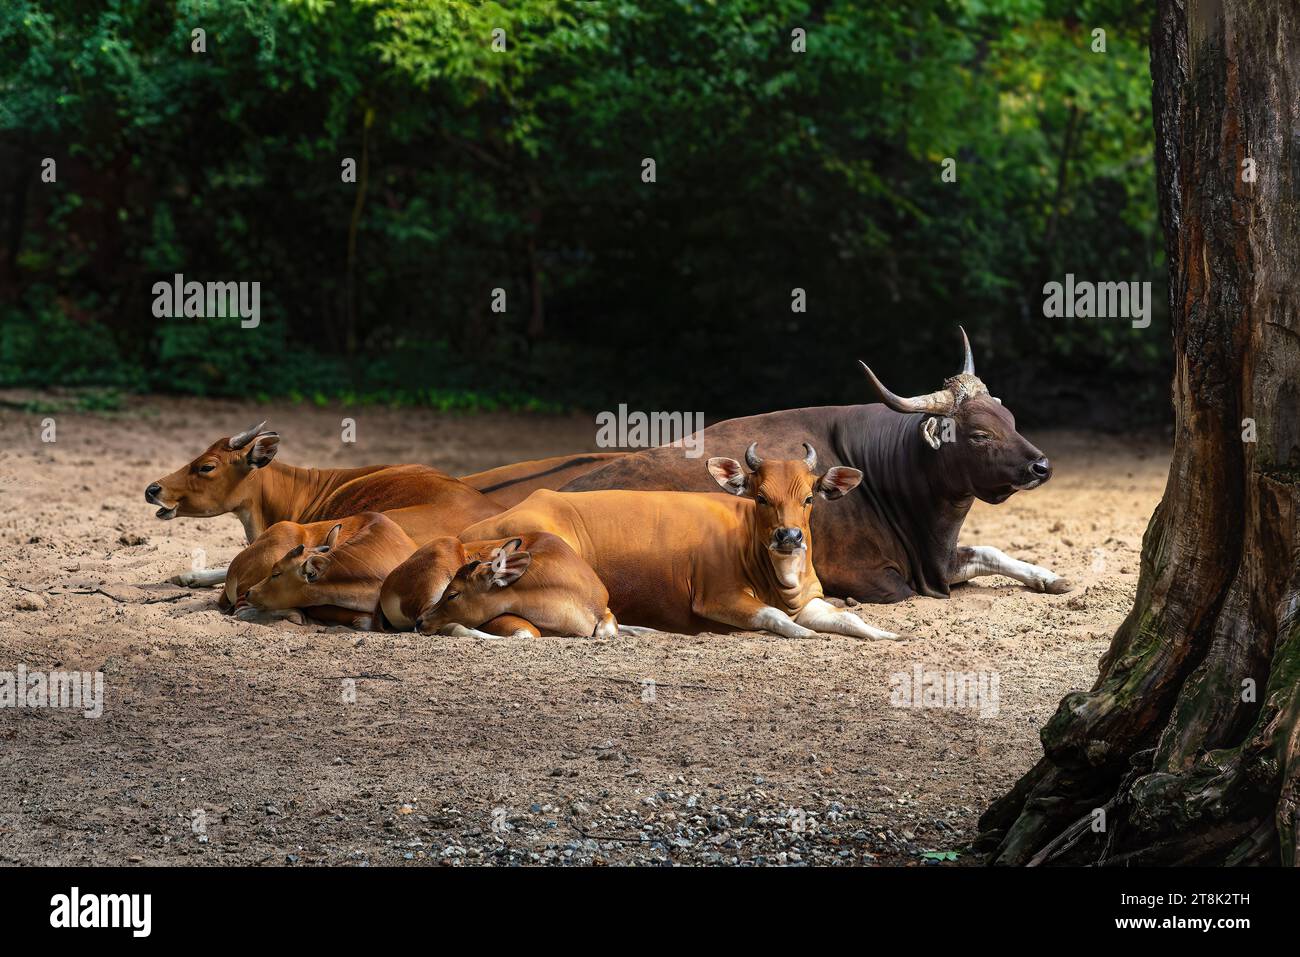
1041 578 1075 595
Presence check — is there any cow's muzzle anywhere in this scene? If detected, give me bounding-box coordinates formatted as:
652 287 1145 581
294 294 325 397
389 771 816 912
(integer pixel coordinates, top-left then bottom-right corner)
145 483 179 519
770 527 805 554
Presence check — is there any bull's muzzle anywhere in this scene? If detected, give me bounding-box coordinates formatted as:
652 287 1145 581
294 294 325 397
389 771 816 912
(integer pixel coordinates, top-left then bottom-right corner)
1016 457 1052 490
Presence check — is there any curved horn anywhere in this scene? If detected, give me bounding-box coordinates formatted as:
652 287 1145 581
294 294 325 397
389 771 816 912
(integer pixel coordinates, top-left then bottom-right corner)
858 361 956 415
229 420 268 450
744 442 763 471
802 443 817 471
958 326 975 376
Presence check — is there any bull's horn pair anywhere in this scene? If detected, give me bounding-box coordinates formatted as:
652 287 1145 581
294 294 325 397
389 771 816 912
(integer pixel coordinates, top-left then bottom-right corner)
743 442 817 471
859 326 976 415
229 421 269 450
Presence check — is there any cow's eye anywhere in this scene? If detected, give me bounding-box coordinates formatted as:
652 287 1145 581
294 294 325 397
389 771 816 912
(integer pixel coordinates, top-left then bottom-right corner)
969 431 991 442
270 571 280 579
198 464 216 473
803 495 814 506
755 494 769 506
445 591 459 601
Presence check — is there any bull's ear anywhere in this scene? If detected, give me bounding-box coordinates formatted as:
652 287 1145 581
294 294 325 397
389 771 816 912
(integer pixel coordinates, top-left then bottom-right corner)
302 553 330 583
246 432 280 469
707 457 748 496
920 416 943 451
819 466 863 500
491 548 531 588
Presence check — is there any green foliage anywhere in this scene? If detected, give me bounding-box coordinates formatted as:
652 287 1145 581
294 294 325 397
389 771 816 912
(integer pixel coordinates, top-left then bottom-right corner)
0 0 1164 422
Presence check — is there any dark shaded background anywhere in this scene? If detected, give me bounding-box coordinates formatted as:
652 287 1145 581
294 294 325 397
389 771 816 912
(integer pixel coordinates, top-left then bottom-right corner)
0 0 1166 427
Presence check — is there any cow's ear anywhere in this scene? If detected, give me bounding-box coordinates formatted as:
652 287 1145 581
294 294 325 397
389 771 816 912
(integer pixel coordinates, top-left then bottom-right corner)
818 466 863 500
321 523 343 551
920 416 943 450
302 552 330 582
490 548 531 588
494 537 524 557
246 432 280 469
707 457 748 496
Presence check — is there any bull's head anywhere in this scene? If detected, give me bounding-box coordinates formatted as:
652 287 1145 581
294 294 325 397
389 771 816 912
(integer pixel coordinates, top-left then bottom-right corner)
707 443 862 587
144 421 279 519
245 523 341 610
415 538 530 635
859 328 1052 504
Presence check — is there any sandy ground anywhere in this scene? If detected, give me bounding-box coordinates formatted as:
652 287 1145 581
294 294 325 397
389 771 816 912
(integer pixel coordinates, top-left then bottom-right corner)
0 395 1169 866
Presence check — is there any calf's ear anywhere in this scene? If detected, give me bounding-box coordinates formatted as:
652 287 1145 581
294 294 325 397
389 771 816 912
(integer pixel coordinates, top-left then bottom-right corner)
302 553 330 582
819 466 864 500
490 549 532 588
321 523 343 551
247 432 280 469
707 457 748 496
494 537 525 556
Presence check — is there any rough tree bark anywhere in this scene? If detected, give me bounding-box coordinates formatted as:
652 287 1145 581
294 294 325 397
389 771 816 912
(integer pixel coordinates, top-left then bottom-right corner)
977 0 1300 866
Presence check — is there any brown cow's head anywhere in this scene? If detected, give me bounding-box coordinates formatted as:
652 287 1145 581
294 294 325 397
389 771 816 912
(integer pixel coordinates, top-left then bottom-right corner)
859 328 1052 505
708 444 862 587
415 538 530 635
245 523 341 610
145 421 279 519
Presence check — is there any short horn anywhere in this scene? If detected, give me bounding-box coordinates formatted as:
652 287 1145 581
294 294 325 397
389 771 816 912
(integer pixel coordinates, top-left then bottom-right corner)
229 420 268 450
744 442 762 471
959 326 975 376
858 361 955 415
802 443 817 471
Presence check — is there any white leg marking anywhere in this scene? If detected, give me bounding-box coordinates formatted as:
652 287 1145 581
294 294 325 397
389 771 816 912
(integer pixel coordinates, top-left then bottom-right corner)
752 605 819 639
794 598 904 640
949 545 1072 593
232 605 304 625
617 624 661 637
438 623 503 640
171 566 228 587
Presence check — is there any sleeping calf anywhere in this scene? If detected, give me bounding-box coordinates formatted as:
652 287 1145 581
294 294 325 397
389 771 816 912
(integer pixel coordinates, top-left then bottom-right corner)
377 533 617 639
240 512 417 629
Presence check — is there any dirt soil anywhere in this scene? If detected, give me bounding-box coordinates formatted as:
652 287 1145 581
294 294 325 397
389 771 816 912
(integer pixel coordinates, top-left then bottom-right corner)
0 395 1170 866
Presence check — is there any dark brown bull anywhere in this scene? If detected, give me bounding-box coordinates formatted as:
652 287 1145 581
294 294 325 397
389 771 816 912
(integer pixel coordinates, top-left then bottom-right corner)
560 328 1072 602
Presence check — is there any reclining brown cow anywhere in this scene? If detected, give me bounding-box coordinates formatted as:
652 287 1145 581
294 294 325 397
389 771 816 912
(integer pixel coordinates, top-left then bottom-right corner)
146 422 620 587
377 533 618 639
238 512 417 629
460 444 907 640
146 422 502 587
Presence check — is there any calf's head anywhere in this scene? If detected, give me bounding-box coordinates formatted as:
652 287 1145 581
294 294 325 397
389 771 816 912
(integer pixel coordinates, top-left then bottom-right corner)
415 538 530 635
245 523 341 610
145 421 280 520
859 327 1052 504
708 443 862 587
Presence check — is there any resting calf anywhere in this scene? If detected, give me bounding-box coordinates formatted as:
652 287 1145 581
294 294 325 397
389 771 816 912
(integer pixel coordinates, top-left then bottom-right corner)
242 513 417 628
377 534 617 639
461 445 906 640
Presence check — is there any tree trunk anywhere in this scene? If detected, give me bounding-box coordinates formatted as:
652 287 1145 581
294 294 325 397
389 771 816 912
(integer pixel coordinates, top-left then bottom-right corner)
978 0 1300 866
